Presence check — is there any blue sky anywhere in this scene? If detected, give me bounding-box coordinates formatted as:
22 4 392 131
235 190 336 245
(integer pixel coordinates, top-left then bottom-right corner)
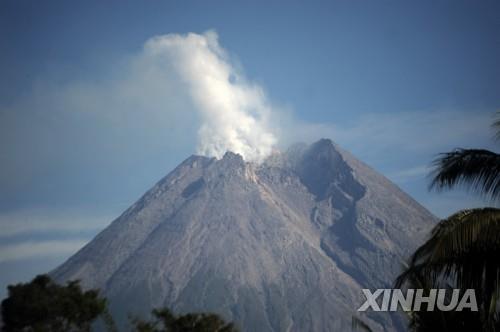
0 0 499 297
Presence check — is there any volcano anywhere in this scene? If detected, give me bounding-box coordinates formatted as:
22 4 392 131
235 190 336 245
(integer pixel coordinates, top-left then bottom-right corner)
52 139 436 331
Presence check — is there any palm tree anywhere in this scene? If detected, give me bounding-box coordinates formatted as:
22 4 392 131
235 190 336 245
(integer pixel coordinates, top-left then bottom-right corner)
395 114 500 331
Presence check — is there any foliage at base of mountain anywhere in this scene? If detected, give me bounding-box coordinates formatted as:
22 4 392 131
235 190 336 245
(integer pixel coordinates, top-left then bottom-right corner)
130 308 238 332
1 274 108 332
1 274 238 332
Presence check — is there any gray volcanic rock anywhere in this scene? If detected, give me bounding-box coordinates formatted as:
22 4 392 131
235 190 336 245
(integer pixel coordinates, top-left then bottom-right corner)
52 139 436 331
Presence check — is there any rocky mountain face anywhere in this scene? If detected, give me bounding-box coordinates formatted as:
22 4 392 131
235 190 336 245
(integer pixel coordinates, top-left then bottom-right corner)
52 139 437 331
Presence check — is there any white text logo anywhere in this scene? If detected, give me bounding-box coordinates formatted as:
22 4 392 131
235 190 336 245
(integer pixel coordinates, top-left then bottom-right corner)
357 289 478 312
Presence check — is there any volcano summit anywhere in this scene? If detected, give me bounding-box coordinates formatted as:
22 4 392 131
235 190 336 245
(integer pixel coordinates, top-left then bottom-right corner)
52 139 436 331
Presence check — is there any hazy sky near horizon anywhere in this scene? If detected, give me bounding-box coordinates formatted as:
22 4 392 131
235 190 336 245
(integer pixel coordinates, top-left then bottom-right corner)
0 0 499 296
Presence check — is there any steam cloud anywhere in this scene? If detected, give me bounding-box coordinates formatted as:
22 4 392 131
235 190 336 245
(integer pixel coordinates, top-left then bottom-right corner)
145 31 277 162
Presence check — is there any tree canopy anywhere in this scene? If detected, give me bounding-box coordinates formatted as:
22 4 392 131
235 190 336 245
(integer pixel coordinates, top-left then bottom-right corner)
1 275 108 332
131 308 238 332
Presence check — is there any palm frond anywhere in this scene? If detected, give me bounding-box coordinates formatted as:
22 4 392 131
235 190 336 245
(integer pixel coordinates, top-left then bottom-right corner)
492 111 500 141
429 149 500 201
351 316 373 332
400 208 500 280
415 208 500 262
396 208 500 324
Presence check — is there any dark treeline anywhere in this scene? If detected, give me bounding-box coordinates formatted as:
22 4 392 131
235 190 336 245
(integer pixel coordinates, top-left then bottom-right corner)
0 275 238 332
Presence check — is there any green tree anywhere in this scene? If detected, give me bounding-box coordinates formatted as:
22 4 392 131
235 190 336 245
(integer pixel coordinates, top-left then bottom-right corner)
130 308 238 332
1 274 114 332
396 114 500 331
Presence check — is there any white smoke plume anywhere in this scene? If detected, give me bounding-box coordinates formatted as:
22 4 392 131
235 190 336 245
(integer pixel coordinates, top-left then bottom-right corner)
143 31 277 162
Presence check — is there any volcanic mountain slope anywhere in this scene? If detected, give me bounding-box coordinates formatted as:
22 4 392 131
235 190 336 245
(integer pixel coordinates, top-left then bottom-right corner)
52 139 437 331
